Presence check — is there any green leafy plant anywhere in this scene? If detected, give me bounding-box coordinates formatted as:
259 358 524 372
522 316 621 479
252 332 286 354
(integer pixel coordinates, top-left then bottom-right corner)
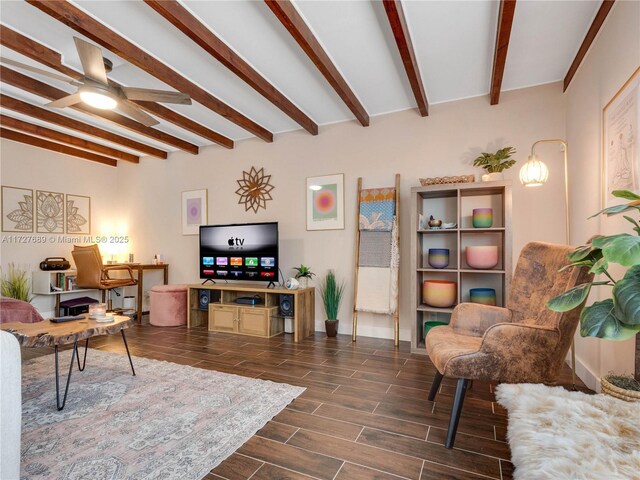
1 263 33 302
319 271 345 321
547 190 640 341
293 264 315 279
473 147 517 173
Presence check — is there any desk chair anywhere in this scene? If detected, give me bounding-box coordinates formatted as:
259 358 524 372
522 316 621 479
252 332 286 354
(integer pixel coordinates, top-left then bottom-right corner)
72 244 137 310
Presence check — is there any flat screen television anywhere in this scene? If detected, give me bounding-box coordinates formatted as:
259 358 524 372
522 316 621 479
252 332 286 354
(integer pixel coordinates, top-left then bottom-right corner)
199 222 278 283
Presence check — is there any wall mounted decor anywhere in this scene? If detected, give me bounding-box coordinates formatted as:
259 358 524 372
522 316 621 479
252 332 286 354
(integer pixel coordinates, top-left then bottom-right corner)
236 167 274 213
306 173 344 231
35 190 64 234
2 186 33 232
603 67 639 208
182 189 208 235
65 194 90 234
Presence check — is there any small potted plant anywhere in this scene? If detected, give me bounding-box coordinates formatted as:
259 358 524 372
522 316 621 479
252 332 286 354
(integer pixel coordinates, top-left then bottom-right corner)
319 270 345 337
0 263 33 302
293 264 315 288
548 189 640 401
473 146 517 181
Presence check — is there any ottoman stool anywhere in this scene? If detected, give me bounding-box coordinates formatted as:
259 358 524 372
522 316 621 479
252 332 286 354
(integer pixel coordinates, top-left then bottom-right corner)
149 284 187 326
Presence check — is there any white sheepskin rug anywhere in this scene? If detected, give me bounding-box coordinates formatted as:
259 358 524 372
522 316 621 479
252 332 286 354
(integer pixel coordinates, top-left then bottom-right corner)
495 383 640 480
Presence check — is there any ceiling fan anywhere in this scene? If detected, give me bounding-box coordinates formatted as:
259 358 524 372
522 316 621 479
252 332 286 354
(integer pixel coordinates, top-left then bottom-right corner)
0 37 191 127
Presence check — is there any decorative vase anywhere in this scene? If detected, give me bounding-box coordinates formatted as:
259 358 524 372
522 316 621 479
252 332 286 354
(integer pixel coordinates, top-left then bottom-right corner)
325 320 339 337
472 208 493 228
423 320 448 338
298 277 308 288
481 172 504 182
470 288 497 306
428 248 450 269
465 246 499 269
422 280 457 308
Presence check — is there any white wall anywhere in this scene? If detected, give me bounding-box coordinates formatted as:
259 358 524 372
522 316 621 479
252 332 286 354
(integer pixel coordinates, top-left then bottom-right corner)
565 0 640 390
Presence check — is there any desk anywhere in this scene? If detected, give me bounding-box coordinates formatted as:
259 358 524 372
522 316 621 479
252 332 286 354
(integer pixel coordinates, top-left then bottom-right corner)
121 264 169 322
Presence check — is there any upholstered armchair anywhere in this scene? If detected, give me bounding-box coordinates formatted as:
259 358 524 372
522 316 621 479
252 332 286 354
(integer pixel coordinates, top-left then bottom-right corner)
72 244 137 310
426 242 593 448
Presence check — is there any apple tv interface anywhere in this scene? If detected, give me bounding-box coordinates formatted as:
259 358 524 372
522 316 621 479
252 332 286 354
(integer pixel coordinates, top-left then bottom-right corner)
199 223 278 281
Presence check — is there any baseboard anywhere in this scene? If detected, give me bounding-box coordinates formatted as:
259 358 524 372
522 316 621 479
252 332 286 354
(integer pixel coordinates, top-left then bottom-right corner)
314 322 411 342
566 353 600 392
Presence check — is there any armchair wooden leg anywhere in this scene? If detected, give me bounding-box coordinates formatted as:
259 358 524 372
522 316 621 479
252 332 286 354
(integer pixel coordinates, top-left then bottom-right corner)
428 371 443 401
445 378 469 449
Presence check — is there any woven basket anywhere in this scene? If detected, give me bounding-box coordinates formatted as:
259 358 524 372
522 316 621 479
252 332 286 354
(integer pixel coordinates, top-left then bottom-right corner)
419 175 475 186
601 376 640 402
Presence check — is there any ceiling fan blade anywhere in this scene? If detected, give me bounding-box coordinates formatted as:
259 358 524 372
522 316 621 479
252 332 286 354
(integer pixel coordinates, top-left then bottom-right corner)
0 57 80 85
46 93 83 109
73 37 109 85
116 100 159 127
121 86 191 105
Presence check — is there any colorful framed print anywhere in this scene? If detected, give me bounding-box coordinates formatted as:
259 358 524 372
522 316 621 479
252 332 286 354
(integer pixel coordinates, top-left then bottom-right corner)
35 190 64 234
182 189 208 235
2 186 33 232
66 194 91 234
603 67 640 208
306 174 345 231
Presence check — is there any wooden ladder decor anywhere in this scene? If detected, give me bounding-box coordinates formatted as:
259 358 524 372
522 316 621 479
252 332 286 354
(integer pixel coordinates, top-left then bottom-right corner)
352 174 401 347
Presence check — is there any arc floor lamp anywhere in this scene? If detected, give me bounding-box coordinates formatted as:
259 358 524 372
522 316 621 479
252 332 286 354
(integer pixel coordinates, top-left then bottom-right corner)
519 139 577 389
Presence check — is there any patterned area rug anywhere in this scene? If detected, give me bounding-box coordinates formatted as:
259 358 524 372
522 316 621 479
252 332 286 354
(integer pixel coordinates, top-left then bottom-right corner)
20 349 304 479
496 383 640 480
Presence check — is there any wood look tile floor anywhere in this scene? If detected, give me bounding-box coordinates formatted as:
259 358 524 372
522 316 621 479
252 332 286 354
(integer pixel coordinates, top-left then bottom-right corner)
21 323 588 480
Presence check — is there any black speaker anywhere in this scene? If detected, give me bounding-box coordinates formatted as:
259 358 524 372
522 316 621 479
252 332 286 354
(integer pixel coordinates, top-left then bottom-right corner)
279 294 294 317
199 289 220 310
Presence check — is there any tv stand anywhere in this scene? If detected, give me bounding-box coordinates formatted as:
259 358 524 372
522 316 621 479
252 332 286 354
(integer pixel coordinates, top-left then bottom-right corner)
187 283 315 342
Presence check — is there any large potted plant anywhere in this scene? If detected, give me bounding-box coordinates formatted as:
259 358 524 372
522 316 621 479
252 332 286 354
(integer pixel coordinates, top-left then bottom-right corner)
1 263 33 302
473 147 517 181
548 189 640 400
319 270 345 337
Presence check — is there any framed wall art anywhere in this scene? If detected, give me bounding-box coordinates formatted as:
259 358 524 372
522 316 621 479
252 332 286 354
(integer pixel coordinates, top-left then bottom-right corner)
182 189 208 235
35 190 65 234
66 194 90 234
306 174 345 231
603 67 640 208
2 186 33 232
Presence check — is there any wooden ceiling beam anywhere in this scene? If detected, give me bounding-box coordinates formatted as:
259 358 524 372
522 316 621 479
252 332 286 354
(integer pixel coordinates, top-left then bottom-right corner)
1 127 117 167
264 0 369 126
145 0 318 136
0 114 139 163
490 0 516 105
563 0 616 92
27 0 273 142
383 0 428 116
0 94 168 159
0 25 233 149
1 65 199 154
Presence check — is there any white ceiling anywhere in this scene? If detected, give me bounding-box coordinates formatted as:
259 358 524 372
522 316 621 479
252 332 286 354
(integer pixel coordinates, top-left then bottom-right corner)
0 0 602 155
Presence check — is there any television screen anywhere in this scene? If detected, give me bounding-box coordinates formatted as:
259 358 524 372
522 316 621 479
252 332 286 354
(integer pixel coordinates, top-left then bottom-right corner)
199 222 278 282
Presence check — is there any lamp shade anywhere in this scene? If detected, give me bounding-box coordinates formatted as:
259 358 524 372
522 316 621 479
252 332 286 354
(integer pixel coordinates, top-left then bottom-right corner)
519 155 549 187
79 85 118 110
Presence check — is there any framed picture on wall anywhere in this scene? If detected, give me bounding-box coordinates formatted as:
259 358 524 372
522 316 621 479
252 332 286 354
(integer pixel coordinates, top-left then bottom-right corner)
1 186 33 233
306 174 345 231
182 189 208 235
35 190 65 234
602 67 640 208
65 194 90 234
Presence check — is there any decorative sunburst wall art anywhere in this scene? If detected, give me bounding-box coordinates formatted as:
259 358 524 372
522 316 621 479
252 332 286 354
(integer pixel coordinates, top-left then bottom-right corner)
66 194 90 234
235 166 275 213
2 186 33 232
36 190 65 234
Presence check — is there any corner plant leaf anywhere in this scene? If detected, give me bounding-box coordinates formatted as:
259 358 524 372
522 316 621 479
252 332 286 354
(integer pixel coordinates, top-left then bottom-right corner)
623 215 640 235
567 244 599 262
580 299 640 340
596 234 640 266
612 265 640 325
547 283 592 312
589 203 638 218
589 257 609 275
612 190 640 200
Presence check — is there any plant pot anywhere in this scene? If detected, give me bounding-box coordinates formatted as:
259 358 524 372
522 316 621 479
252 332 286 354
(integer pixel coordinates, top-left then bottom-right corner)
601 376 640 402
325 320 339 337
481 172 504 182
299 277 308 288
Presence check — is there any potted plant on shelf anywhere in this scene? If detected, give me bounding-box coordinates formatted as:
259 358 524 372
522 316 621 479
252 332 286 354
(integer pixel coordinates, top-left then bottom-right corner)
293 264 315 288
473 146 517 182
319 270 345 337
1 263 33 302
548 189 640 401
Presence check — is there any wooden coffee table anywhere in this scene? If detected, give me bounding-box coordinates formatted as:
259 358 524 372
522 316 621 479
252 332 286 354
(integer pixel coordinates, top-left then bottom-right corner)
1 314 136 410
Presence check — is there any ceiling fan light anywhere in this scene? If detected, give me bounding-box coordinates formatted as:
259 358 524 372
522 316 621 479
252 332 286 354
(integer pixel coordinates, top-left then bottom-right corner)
79 86 117 110
519 155 549 187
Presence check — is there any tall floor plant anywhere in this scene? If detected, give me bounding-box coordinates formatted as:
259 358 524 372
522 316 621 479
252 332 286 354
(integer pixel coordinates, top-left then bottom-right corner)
1 263 33 302
320 271 345 337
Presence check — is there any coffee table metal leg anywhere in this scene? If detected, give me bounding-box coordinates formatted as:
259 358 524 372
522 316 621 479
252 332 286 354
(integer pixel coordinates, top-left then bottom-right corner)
121 330 136 376
75 339 89 371
55 341 78 411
